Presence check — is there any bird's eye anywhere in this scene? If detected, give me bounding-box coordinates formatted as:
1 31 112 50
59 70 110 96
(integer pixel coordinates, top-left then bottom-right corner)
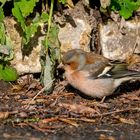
66 63 70 66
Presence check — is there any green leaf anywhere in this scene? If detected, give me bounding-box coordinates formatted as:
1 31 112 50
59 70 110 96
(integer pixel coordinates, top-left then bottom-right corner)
0 22 6 45
12 4 26 30
59 0 66 4
0 0 6 3
41 12 49 23
12 3 40 45
0 7 4 22
49 25 59 41
24 22 39 44
111 0 140 19
13 0 39 17
0 64 18 81
119 0 139 19
0 0 6 7
23 13 41 44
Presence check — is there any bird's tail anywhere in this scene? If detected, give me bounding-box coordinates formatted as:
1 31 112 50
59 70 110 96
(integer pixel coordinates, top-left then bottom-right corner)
114 73 140 88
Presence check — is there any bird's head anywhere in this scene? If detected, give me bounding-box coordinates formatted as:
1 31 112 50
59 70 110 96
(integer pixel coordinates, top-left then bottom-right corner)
61 49 87 71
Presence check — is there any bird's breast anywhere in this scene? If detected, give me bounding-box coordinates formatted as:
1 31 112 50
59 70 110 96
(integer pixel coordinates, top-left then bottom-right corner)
65 71 115 98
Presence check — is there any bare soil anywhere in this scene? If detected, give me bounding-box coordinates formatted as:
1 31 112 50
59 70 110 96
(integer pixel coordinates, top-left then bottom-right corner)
1 1 140 140
0 77 140 140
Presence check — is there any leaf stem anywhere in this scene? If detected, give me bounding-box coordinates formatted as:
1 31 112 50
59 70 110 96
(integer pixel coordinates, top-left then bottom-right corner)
46 0 54 42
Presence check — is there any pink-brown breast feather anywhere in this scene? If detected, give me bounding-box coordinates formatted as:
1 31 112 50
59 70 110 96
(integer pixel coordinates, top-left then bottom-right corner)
65 66 115 98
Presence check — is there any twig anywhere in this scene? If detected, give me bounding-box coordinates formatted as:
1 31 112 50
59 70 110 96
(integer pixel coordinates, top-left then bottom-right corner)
68 117 96 123
58 118 79 127
92 107 140 117
94 129 114 133
25 79 55 109
26 122 54 133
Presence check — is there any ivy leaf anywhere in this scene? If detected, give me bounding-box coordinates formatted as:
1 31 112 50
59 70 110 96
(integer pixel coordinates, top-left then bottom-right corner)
0 64 18 81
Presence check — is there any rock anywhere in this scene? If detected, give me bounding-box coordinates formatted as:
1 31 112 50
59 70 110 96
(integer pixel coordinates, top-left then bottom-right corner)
4 17 42 75
58 1 96 53
99 20 140 61
58 18 91 52
126 54 140 71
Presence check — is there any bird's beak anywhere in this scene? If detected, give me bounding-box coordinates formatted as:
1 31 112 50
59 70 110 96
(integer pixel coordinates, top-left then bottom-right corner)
57 62 64 69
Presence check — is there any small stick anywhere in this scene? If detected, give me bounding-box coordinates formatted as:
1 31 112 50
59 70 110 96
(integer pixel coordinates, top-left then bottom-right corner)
92 107 140 117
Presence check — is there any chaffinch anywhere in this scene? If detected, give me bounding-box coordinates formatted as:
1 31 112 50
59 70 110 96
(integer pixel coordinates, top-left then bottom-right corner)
60 49 140 98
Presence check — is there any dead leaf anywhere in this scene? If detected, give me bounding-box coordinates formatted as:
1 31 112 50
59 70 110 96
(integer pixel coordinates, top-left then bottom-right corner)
121 93 140 101
19 112 28 118
41 118 58 123
59 103 99 116
21 99 36 105
126 54 140 71
119 117 135 125
0 112 9 119
98 134 116 140
100 0 111 9
11 84 24 93
114 116 135 125
66 0 74 8
98 134 108 140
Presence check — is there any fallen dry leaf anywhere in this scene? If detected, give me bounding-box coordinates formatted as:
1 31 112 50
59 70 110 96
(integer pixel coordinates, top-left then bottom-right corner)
119 117 135 125
0 112 9 119
114 116 135 125
21 99 36 105
98 134 116 140
11 84 24 92
41 117 58 123
121 93 140 101
126 54 140 71
59 103 100 116
67 0 74 8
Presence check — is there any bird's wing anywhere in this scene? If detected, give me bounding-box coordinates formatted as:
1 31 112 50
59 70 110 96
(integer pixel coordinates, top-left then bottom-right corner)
83 55 140 79
82 53 110 77
98 62 140 79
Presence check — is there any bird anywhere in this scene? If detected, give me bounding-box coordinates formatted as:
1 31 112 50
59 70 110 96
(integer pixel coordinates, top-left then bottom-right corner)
59 49 140 98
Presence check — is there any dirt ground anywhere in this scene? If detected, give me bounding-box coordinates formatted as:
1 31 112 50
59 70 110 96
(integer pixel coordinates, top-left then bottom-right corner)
0 77 140 140
0 1 140 139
